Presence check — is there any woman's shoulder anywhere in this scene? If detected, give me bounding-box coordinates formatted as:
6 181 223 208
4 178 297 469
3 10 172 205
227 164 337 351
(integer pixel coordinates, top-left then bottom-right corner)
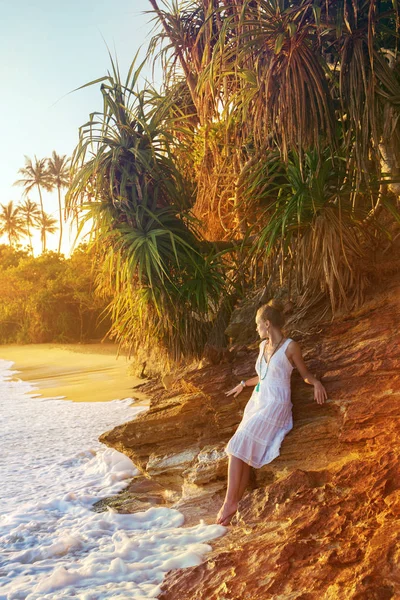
285 339 301 353
257 339 267 355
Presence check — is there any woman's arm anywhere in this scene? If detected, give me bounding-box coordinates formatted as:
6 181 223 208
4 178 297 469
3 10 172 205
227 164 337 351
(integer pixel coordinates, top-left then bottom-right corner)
287 341 327 405
226 340 265 398
225 375 259 398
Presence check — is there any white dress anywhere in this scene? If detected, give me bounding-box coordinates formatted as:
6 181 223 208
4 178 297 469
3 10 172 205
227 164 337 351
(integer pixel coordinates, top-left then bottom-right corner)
226 338 294 468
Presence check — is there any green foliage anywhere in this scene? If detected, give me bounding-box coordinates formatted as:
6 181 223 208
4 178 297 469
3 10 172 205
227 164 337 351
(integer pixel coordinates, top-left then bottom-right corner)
242 148 381 311
0 245 29 268
148 0 400 315
67 56 228 361
0 245 110 344
10 1 398 358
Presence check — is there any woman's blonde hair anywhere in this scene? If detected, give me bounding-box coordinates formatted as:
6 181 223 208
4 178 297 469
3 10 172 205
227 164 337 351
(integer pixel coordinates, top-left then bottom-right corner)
257 299 285 328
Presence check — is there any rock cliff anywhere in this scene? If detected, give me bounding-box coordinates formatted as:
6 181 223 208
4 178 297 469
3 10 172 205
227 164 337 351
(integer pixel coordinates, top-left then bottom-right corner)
100 268 400 599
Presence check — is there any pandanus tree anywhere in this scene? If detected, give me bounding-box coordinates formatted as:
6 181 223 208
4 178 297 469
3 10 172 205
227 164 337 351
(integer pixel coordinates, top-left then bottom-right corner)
0 201 26 247
47 151 70 254
66 58 227 361
148 0 400 312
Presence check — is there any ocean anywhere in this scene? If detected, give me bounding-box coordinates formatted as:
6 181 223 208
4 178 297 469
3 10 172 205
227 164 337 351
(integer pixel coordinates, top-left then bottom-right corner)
0 358 225 599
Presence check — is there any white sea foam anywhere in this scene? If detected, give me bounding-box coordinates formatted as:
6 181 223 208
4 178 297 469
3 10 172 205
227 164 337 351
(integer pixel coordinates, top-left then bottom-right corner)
0 359 226 599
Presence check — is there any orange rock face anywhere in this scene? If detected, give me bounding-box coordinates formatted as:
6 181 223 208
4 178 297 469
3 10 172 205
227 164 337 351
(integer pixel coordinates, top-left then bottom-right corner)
100 275 400 599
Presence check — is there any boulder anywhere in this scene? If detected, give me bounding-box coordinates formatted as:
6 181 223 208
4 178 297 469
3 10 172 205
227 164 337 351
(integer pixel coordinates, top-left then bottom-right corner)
100 266 400 599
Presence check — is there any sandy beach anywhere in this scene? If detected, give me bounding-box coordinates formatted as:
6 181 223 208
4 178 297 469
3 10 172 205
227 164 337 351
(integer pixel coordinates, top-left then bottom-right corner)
0 343 146 403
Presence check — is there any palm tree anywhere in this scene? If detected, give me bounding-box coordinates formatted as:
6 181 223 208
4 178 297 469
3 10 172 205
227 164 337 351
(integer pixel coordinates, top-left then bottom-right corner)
14 156 53 215
35 211 58 253
0 201 27 247
19 198 40 255
47 151 70 254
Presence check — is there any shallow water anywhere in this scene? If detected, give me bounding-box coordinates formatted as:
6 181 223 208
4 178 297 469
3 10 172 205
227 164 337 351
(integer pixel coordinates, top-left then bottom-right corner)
0 359 225 599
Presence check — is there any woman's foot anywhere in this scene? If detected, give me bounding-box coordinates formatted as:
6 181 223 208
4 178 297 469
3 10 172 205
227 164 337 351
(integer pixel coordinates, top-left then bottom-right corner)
216 501 238 526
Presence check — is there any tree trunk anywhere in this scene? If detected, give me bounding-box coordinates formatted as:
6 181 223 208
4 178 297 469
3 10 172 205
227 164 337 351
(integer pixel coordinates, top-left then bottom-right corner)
79 306 84 342
57 186 63 254
37 184 44 215
379 140 400 198
27 223 33 255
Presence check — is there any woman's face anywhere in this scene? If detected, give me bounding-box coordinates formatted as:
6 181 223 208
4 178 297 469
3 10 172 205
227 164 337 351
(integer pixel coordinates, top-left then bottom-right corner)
255 314 269 339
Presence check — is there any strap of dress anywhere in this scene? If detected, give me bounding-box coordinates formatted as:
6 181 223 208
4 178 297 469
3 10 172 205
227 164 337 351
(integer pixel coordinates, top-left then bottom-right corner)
282 338 292 351
260 338 291 359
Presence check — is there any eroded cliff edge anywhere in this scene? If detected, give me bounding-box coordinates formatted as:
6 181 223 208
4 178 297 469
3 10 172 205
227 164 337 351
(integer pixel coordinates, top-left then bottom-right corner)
100 270 400 599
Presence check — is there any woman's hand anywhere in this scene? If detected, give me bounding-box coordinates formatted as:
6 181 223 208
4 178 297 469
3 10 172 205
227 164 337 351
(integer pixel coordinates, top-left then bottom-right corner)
225 383 245 398
314 380 327 405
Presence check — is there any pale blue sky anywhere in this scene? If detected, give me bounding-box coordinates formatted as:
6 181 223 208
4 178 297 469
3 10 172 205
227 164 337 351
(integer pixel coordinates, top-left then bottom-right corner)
0 0 161 254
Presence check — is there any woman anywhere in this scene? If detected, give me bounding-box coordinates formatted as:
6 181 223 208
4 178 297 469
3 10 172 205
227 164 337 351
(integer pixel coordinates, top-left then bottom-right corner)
216 300 327 526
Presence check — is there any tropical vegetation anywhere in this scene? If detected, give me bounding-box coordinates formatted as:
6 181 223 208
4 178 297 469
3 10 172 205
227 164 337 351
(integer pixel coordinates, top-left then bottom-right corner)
0 150 73 257
18 198 41 254
15 156 52 215
3 1 398 362
0 244 110 344
0 202 26 247
64 0 400 363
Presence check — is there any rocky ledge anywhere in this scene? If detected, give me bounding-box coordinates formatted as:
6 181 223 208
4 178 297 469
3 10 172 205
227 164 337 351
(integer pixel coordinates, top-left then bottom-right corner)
100 269 400 599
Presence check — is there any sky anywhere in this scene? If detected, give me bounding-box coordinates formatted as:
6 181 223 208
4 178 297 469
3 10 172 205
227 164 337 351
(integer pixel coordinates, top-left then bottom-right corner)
0 0 161 256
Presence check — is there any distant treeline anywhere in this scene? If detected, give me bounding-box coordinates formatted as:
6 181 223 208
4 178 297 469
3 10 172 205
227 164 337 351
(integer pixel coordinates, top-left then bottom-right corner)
0 244 111 344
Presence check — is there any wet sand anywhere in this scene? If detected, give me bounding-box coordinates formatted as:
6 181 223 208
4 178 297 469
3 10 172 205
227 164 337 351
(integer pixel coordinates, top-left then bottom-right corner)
0 343 147 403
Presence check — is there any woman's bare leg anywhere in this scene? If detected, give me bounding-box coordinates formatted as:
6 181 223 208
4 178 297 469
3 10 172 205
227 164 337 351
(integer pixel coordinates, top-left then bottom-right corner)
217 455 248 525
237 462 251 501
